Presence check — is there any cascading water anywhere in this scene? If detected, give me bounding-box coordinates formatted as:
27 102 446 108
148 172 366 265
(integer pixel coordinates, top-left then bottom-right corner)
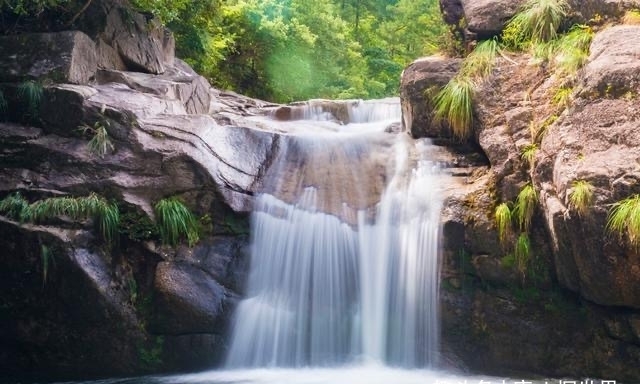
226 98 444 369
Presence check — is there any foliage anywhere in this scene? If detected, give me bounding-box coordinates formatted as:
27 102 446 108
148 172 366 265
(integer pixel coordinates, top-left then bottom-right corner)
553 25 593 75
623 9 640 25
568 180 594 216
0 192 31 222
154 197 199 247
515 184 537 232
607 195 640 248
495 202 513 244
521 143 538 169
119 211 158 242
81 121 115 158
502 0 569 49
552 87 573 109
515 233 531 278
461 39 499 80
0 0 69 16
17 80 44 117
29 193 119 244
133 0 446 102
433 76 475 140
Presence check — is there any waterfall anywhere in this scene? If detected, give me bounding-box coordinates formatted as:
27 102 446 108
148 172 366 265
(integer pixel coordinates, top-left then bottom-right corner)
226 98 443 369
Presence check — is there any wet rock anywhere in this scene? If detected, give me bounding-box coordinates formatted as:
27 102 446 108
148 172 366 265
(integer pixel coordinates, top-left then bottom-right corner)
151 262 227 334
400 56 462 140
0 31 96 84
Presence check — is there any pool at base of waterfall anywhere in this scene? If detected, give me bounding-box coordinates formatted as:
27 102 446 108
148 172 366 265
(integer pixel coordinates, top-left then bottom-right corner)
56 366 553 384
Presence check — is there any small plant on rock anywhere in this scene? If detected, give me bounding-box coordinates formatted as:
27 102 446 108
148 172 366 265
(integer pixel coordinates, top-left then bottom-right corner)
623 9 640 25
515 184 537 231
521 143 538 169
461 39 499 80
503 0 569 48
515 233 532 279
154 197 200 247
607 194 640 248
433 76 475 140
552 87 573 109
80 119 115 158
495 202 513 244
553 26 593 75
568 180 594 216
0 192 31 222
17 80 44 117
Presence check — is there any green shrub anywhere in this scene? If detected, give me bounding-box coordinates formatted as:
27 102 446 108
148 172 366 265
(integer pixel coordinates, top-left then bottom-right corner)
607 195 640 248
154 197 199 247
515 184 537 231
503 0 569 48
568 180 594 216
495 202 513 244
433 76 475 140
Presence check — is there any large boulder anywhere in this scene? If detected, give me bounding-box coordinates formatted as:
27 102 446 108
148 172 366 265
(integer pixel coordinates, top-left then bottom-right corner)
75 0 174 74
0 31 96 84
151 262 228 335
533 25 640 308
460 0 526 38
400 56 461 141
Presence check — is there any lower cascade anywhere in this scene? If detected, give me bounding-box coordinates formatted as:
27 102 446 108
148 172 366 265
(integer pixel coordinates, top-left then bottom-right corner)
226 98 444 369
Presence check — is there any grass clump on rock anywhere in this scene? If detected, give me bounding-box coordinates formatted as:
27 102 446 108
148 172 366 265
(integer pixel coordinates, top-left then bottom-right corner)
503 0 569 48
515 184 537 232
154 197 200 247
495 202 513 244
433 76 475 140
607 195 640 248
568 180 594 216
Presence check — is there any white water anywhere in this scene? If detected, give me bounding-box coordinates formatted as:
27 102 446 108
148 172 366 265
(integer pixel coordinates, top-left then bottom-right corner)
226 98 444 369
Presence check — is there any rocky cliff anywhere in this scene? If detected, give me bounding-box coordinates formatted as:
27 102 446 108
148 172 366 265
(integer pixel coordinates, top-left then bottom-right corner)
0 0 284 379
402 0 640 380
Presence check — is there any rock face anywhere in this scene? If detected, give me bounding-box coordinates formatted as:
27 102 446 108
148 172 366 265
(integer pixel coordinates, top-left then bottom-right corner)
402 10 640 382
460 0 526 38
76 0 175 74
400 56 461 141
0 31 97 84
0 1 280 380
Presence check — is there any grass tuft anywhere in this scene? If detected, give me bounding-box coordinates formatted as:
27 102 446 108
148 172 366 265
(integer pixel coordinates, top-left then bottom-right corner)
623 9 640 25
17 80 44 116
495 202 513 244
521 143 538 169
433 76 475 140
515 233 531 278
552 87 573 109
29 193 119 244
553 26 593 75
515 184 537 231
607 195 640 248
503 0 569 48
81 121 115 158
568 180 594 216
154 197 200 247
0 192 31 222
461 39 499 80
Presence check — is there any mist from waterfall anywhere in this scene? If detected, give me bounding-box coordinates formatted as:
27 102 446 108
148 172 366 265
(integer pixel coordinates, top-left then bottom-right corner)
225 98 444 369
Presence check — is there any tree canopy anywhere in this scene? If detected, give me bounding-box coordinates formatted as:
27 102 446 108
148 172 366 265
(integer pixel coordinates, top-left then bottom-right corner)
133 0 447 102
1 0 448 102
